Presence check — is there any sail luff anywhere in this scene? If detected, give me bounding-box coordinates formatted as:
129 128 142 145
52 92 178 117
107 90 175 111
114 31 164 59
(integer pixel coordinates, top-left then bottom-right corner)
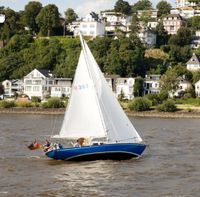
79 33 108 140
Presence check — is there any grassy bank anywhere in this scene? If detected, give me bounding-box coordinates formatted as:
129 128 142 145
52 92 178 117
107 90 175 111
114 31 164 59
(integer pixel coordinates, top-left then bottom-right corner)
1 107 200 118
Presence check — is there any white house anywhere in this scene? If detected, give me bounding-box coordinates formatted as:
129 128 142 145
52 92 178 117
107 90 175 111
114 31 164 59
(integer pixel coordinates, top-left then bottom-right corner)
116 78 135 100
137 10 158 20
195 80 200 97
2 80 13 97
176 0 196 8
172 77 192 97
23 69 54 100
50 78 72 98
143 75 160 95
138 24 156 48
2 79 23 97
100 11 131 35
186 53 200 71
170 7 200 19
74 12 105 37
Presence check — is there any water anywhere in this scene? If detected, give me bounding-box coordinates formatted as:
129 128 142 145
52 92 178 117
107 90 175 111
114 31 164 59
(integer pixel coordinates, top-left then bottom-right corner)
0 113 200 197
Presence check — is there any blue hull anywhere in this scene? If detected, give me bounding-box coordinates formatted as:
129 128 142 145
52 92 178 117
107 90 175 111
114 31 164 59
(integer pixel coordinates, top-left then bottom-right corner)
45 143 146 161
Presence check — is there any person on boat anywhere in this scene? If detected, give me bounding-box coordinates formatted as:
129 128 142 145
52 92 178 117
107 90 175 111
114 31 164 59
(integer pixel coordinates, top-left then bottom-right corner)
27 139 41 150
74 138 85 147
43 139 51 152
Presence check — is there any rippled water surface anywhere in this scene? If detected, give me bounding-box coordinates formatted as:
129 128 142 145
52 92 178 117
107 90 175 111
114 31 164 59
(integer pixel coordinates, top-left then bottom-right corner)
0 113 200 197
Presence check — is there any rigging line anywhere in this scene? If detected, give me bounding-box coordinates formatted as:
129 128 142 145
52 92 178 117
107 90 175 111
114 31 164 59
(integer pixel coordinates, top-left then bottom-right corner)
51 114 58 137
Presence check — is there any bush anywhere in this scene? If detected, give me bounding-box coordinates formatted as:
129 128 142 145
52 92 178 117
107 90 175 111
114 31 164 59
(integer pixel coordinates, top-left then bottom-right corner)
157 100 177 112
0 100 16 108
128 97 152 111
144 94 160 105
31 96 41 103
15 101 33 107
41 97 65 108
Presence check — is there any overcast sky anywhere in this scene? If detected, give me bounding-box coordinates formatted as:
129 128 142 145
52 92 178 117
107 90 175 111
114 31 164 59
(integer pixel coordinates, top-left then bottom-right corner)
0 0 176 17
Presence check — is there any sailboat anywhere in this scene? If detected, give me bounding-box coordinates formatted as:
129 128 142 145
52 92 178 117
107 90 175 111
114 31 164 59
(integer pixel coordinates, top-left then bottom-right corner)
45 33 146 161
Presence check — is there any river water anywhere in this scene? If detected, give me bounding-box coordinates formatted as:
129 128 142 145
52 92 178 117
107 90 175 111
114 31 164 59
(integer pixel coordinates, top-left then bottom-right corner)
0 113 200 197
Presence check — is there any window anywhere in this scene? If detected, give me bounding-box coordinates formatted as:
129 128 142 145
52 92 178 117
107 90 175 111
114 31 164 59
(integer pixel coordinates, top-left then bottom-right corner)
25 80 32 85
25 86 32 91
34 80 41 85
170 26 174 30
90 31 94 35
33 86 40 91
90 24 95 28
82 24 87 28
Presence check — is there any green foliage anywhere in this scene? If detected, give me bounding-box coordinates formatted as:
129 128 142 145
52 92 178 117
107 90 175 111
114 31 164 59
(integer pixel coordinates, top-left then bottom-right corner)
114 0 131 15
156 22 169 47
0 8 20 41
104 37 145 77
157 99 177 112
134 77 144 97
187 16 200 32
23 1 42 34
144 94 161 105
31 96 41 103
0 100 16 108
159 68 179 97
132 0 152 13
42 97 65 108
128 97 152 111
64 8 78 24
156 1 172 17
16 100 33 107
36 4 60 36
0 83 4 95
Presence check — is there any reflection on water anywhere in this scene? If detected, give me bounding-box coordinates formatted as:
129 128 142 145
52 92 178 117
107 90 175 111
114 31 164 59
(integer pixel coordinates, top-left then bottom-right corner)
0 114 200 196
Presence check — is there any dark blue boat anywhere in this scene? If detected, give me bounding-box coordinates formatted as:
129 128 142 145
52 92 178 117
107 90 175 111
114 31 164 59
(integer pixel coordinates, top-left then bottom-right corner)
46 143 146 161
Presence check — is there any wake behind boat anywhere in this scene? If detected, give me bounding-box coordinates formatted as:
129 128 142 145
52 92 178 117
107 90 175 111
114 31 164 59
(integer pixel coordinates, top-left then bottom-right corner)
45 33 146 161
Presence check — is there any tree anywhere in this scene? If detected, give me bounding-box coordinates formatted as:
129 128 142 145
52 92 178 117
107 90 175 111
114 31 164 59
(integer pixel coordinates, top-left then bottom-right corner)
132 0 152 13
168 27 192 46
0 83 4 95
23 1 42 34
187 16 200 32
64 8 78 24
134 76 144 97
156 1 172 18
0 8 19 41
129 13 140 36
114 0 131 15
36 4 60 36
156 22 169 47
159 68 179 97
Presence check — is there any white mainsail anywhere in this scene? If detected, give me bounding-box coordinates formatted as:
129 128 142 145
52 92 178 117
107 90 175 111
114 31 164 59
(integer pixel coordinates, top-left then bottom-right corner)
58 34 142 143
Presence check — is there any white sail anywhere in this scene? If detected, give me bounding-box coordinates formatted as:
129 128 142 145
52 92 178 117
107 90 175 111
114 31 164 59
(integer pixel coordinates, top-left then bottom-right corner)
58 34 142 143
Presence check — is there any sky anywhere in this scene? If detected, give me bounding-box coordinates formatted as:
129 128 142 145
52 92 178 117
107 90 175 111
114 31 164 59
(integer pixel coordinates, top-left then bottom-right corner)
0 0 176 17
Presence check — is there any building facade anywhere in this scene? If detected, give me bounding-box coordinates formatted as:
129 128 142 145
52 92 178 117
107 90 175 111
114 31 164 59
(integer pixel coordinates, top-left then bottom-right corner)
51 78 72 98
23 69 54 99
74 12 105 37
143 75 160 95
195 80 200 97
163 14 184 35
186 53 200 71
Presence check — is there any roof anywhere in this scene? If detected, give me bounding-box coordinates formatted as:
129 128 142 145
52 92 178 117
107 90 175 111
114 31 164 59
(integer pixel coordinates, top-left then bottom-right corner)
37 69 53 77
164 14 182 20
187 53 200 65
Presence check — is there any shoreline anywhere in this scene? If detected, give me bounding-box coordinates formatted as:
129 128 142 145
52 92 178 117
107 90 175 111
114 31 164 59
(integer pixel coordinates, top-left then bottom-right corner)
1 107 200 118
